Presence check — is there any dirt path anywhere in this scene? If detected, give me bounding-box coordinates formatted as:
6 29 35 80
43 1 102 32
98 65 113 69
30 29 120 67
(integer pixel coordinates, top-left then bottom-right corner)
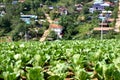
114 1 120 32
40 13 53 42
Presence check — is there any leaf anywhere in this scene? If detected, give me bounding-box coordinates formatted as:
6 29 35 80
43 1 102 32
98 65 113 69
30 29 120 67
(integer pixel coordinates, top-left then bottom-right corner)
75 68 90 80
3 72 17 80
72 54 80 64
47 75 62 80
27 67 44 80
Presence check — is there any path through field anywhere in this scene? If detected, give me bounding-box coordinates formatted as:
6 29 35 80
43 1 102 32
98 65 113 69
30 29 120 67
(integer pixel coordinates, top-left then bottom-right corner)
40 13 53 42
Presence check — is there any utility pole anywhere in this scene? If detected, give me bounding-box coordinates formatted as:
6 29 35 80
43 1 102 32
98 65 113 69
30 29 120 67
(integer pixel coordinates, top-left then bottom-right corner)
100 17 106 40
101 19 103 40
24 24 28 41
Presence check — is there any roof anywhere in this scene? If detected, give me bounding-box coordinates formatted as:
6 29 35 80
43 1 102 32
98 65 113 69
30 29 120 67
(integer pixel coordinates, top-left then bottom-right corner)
94 0 103 4
12 1 18 4
19 0 25 3
104 1 113 5
107 18 114 22
49 24 63 29
21 15 37 18
100 3 110 7
99 23 108 26
102 10 112 14
93 27 113 31
75 4 83 7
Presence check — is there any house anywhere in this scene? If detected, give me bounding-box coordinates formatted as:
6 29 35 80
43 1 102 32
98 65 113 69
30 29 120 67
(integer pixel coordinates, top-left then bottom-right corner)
49 24 63 38
48 6 54 10
92 3 104 11
100 3 110 7
102 10 112 18
40 4 43 8
89 8 94 13
12 0 18 4
0 3 5 8
21 15 37 19
98 11 112 20
98 16 106 22
58 6 68 15
0 11 6 17
104 1 114 7
92 0 112 12
20 15 37 24
75 4 83 12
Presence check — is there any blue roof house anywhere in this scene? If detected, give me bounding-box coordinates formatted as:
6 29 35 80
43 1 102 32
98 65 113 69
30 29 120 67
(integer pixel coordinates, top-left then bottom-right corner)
12 0 18 4
92 0 104 11
20 15 37 24
92 4 104 11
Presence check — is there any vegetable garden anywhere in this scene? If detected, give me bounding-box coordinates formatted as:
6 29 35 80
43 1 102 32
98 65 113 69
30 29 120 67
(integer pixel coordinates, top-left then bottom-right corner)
0 39 120 80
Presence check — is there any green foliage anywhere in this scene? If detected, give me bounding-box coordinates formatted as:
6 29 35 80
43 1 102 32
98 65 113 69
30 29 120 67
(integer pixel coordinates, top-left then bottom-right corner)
0 40 120 79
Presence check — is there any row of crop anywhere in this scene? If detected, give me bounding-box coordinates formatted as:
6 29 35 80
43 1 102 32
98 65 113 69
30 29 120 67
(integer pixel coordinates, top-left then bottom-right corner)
0 40 120 80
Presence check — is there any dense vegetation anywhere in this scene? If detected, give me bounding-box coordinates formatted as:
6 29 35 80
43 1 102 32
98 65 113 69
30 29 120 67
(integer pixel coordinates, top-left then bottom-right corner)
0 40 120 80
0 0 120 41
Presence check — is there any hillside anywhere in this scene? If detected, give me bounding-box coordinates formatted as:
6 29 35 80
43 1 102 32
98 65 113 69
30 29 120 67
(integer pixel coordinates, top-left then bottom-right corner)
0 0 120 41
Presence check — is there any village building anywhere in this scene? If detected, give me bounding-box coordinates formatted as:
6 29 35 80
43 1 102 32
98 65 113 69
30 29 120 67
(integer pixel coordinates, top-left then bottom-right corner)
90 0 114 13
20 15 37 24
0 11 6 17
48 6 54 10
49 24 63 38
58 6 68 15
12 0 18 4
0 3 5 8
75 4 83 12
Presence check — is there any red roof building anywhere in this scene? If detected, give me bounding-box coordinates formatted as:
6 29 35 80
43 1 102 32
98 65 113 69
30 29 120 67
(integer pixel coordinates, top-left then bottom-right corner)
49 24 63 38
49 24 63 29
